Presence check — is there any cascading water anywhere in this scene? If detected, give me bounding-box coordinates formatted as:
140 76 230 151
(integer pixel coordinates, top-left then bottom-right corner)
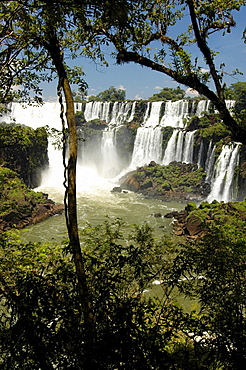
195 100 211 117
101 129 119 178
1 102 61 129
197 140 204 168
130 127 163 169
182 131 195 163
143 101 163 127
1 99 243 204
127 101 136 122
204 141 216 183
108 102 132 127
162 130 179 165
162 129 195 165
206 143 241 203
160 100 189 128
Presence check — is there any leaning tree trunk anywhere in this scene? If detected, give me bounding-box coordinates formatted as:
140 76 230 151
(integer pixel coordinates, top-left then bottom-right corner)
42 32 92 330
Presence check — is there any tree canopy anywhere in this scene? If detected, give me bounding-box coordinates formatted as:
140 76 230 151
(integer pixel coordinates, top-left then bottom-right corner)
149 86 185 101
90 85 126 101
88 0 246 143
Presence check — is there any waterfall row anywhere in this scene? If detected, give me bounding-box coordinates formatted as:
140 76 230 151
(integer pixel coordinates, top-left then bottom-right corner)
1 99 241 203
83 99 223 129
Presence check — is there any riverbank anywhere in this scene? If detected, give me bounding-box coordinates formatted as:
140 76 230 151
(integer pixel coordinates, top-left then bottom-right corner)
0 167 64 232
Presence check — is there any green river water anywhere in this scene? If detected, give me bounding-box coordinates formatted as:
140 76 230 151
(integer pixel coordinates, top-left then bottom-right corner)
20 166 184 244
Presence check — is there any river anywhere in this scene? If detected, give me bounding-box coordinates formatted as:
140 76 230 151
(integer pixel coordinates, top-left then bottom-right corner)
20 165 184 244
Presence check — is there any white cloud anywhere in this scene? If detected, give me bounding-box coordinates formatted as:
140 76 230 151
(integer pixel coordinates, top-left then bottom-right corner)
117 84 126 91
134 94 143 100
154 86 162 90
46 96 59 102
185 88 200 97
90 88 96 92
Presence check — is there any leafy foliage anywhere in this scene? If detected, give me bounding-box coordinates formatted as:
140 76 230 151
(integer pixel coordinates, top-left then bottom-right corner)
127 162 206 194
0 123 48 187
0 167 48 217
167 200 246 369
88 0 246 142
149 86 185 102
0 210 246 368
89 85 126 102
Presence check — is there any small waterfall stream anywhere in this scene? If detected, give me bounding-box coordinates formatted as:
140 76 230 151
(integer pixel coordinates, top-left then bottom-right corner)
160 100 189 128
162 130 195 165
130 127 163 168
206 143 241 203
101 129 119 178
143 101 163 127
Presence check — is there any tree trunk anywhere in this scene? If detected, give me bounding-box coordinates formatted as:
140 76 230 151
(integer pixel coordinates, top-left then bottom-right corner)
42 32 92 328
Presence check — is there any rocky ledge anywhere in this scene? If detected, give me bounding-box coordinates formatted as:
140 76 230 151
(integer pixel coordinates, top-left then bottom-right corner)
116 161 210 202
165 199 246 239
0 199 64 233
0 167 64 233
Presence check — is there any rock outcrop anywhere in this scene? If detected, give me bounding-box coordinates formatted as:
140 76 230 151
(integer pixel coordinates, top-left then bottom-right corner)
0 199 64 232
0 124 48 188
119 161 210 202
165 199 246 239
0 167 64 232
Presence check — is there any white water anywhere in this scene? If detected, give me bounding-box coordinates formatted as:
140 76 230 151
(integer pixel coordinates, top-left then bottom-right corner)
109 102 132 127
101 129 119 178
1 102 61 129
130 127 163 168
162 129 195 165
160 100 189 128
196 100 210 117
206 143 241 203
205 142 216 183
182 131 195 163
1 100 242 205
162 130 179 165
197 140 204 169
143 101 163 127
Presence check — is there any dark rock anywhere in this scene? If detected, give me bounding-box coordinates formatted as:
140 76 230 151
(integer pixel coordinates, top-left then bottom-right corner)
111 186 122 193
149 161 156 167
140 180 153 190
153 213 162 218
0 201 64 233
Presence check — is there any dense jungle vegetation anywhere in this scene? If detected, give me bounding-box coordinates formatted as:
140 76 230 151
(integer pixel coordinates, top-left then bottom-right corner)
0 0 246 368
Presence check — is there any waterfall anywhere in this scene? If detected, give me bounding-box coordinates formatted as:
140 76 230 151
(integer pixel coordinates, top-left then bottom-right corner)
143 101 163 127
182 131 195 163
207 143 241 203
197 140 204 168
142 102 151 125
160 100 189 128
195 100 210 117
162 129 195 165
175 131 185 162
127 101 136 122
226 100 236 111
84 101 102 121
205 142 216 183
162 130 179 165
83 101 111 122
130 127 163 168
101 102 111 121
1 100 243 202
109 102 132 127
1 102 61 129
101 129 119 178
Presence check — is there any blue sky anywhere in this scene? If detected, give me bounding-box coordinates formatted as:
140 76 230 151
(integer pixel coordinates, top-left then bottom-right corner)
41 7 246 102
